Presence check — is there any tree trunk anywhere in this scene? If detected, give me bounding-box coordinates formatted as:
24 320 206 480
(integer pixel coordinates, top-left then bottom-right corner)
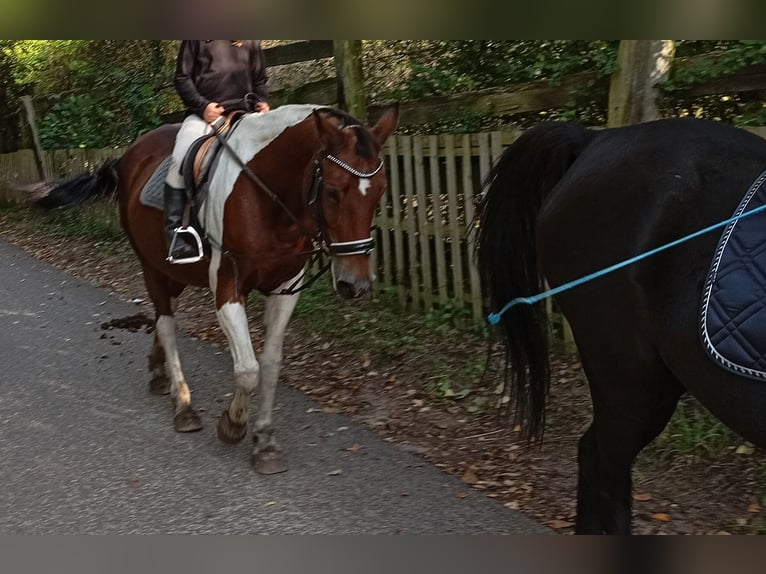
607 40 675 127
19 95 48 180
333 40 367 122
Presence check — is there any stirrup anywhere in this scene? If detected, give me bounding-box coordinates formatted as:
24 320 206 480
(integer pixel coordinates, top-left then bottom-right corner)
166 226 204 264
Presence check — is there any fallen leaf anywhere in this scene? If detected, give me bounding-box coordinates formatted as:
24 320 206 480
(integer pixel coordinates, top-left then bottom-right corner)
328 469 343 476
126 479 141 488
513 424 522 433
652 513 672 522
632 492 653 502
504 501 520 510
546 519 575 529
361 353 371 368
265 501 277 507
345 443 365 452
454 491 468 499
736 443 755 455
748 503 761 513
461 469 479 485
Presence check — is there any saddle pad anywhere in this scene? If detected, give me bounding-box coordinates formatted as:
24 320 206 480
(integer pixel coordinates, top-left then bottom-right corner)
701 169 766 381
139 155 172 211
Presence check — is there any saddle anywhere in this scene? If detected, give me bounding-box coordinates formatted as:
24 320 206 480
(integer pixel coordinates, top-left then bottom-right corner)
182 111 245 193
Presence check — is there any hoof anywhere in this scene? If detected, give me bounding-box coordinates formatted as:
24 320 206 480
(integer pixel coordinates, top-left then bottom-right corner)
173 407 203 432
149 375 171 396
217 410 247 444
252 448 288 475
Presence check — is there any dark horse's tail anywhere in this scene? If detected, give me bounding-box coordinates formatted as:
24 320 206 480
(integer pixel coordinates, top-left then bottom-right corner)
25 159 119 209
477 122 596 440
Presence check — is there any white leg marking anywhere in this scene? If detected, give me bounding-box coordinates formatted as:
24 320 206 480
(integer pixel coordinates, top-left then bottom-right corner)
358 177 371 196
253 271 303 450
217 302 259 426
155 315 191 411
208 249 222 294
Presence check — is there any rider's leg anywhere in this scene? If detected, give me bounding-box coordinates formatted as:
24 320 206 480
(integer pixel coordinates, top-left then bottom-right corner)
164 114 211 262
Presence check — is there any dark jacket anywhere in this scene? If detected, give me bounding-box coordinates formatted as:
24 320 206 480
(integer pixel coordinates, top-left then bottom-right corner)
174 40 269 117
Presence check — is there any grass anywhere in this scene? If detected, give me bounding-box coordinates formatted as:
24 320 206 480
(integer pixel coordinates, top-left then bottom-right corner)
0 199 125 255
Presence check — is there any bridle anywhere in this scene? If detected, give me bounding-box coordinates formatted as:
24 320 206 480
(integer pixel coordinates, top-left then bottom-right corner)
209 118 384 293
308 152 384 256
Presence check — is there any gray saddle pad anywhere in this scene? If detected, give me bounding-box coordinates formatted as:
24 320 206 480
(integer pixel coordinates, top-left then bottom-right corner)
139 155 172 211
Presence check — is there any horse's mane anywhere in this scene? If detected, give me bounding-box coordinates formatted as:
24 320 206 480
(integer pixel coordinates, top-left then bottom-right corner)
316 107 378 159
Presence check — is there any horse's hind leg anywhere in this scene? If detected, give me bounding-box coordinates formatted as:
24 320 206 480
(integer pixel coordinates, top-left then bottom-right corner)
148 332 170 395
143 268 202 432
249 287 302 474
574 344 684 534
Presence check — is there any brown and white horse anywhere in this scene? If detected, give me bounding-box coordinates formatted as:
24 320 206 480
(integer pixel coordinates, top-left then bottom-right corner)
31 104 399 473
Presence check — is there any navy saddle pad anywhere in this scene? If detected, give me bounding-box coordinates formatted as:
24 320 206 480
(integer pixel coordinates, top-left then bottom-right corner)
700 169 766 381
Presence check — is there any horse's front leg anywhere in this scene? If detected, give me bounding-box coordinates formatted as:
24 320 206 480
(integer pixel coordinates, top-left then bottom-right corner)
250 276 303 474
215 297 260 445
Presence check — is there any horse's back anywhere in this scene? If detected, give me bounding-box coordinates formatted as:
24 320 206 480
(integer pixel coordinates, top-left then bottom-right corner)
539 119 766 283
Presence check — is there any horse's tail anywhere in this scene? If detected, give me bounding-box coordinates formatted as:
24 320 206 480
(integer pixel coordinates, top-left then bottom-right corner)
476 122 595 440
24 159 120 209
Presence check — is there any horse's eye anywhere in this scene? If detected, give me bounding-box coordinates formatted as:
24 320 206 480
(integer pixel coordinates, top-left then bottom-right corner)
326 188 341 204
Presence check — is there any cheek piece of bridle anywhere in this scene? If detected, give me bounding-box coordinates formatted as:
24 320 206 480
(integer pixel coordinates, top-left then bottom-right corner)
308 153 384 257
210 122 384 294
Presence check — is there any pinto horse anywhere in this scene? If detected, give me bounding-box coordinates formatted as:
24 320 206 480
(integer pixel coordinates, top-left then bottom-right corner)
477 118 766 534
31 104 399 473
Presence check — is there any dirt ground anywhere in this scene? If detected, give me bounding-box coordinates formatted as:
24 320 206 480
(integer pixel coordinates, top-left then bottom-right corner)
1 209 764 535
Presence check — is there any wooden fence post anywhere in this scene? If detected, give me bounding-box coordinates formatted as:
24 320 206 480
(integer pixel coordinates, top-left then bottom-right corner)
333 40 367 121
608 40 675 127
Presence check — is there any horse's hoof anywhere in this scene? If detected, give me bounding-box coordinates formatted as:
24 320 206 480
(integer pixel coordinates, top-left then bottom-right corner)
149 375 171 395
173 407 203 432
251 448 288 475
216 410 247 444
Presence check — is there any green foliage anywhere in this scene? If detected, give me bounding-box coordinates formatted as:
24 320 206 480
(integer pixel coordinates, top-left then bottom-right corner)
369 41 618 103
10 40 180 149
664 41 766 92
0 40 22 152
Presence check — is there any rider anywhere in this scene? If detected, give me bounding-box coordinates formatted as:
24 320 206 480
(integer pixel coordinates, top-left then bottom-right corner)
165 40 270 263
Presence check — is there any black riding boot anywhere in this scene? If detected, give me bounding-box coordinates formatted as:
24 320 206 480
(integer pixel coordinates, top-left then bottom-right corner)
163 184 199 262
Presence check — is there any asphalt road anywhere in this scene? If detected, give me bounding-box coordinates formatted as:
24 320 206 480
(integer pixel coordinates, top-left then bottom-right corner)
0 237 546 534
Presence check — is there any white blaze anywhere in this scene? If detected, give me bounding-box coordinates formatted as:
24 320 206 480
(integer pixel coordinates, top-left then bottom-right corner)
358 178 371 196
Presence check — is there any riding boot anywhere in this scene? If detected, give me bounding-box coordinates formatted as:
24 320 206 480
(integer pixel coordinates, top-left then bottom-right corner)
163 183 199 262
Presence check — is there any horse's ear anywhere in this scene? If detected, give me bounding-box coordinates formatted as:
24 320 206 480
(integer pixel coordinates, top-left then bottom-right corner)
313 109 344 151
370 103 400 145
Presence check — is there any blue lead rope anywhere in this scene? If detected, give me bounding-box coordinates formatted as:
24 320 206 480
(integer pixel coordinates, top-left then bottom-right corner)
487 202 766 325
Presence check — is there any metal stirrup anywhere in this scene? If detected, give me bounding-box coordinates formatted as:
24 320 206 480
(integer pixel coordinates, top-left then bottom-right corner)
166 226 205 264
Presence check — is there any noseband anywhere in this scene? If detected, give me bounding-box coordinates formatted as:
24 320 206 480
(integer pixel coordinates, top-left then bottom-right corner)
309 153 384 257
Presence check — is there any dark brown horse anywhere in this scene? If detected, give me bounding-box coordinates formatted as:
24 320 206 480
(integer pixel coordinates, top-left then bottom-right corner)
31 104 399 473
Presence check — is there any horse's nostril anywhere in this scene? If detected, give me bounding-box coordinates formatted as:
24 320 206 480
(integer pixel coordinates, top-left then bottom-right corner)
336 280 356 299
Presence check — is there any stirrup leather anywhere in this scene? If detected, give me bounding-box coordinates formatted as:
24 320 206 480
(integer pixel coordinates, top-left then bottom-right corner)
166 226 204 264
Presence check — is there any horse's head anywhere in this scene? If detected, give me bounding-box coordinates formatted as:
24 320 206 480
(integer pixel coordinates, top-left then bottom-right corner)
311 104 399 299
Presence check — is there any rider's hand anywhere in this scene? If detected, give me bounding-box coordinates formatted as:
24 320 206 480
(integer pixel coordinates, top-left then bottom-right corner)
203 102 224 123
255 101 270 113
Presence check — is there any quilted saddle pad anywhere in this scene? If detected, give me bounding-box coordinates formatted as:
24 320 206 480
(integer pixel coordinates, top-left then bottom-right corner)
700 169 766 381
